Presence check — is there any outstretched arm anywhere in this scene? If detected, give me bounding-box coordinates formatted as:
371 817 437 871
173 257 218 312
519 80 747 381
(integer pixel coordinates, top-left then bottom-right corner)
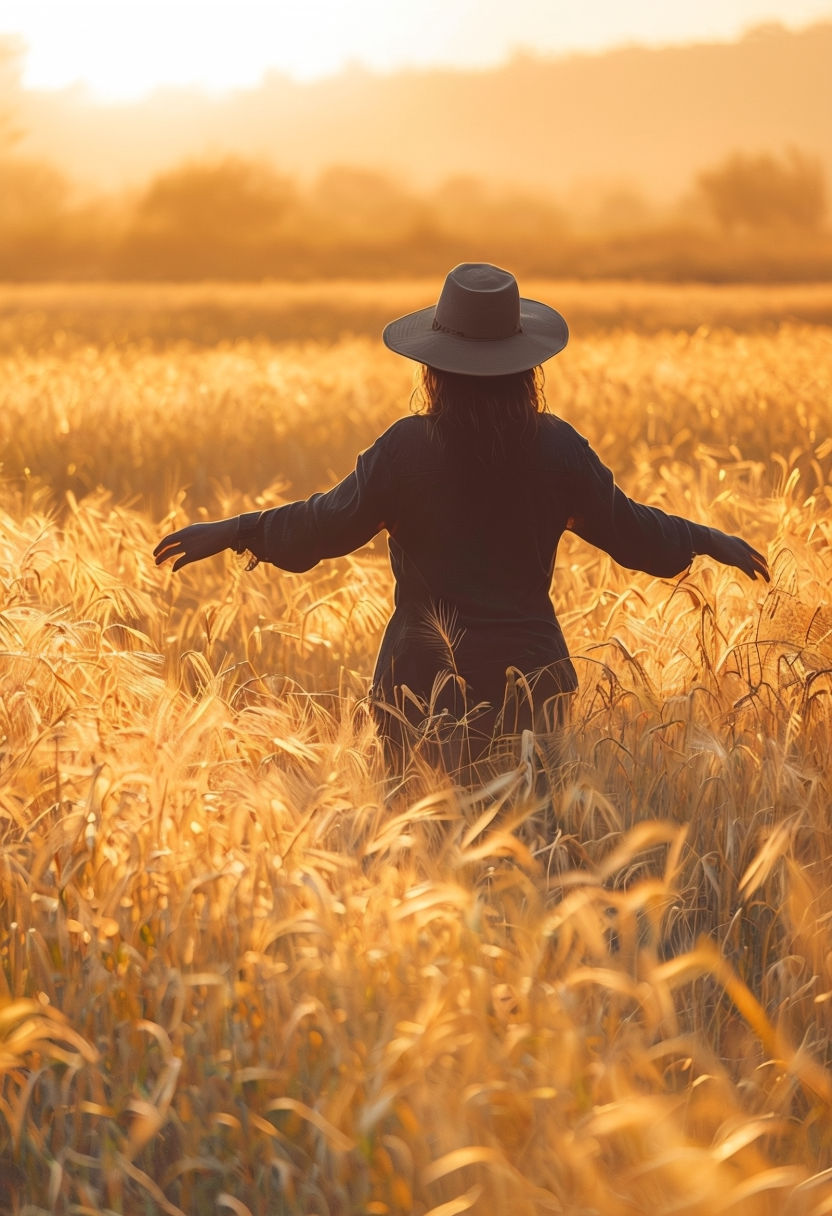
567 438 769 582
155 427 397 574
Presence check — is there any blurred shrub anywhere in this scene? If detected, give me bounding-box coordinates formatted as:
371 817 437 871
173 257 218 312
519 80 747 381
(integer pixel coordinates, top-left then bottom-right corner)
697 147 827 232
0 148 830 281
115 156 300 278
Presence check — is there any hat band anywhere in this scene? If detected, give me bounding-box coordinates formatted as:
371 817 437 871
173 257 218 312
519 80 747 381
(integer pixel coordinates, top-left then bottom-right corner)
431 318 523 340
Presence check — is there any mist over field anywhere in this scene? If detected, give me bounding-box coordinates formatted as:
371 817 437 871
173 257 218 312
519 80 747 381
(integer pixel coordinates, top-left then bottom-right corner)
1 21 831 281
8 22 831 198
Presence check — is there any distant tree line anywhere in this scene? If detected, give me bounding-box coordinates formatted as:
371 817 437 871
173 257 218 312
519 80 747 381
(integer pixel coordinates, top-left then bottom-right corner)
0 147 829 282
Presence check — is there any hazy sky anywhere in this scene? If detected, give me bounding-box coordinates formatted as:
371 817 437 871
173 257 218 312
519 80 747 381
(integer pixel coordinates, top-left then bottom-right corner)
3 0 832 100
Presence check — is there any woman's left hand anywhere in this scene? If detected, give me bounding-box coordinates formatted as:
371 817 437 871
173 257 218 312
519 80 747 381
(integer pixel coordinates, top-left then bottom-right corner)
706 531 770 582
154 518 237 571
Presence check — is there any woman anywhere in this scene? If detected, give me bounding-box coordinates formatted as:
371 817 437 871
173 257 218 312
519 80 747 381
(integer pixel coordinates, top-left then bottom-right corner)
154 263 769 767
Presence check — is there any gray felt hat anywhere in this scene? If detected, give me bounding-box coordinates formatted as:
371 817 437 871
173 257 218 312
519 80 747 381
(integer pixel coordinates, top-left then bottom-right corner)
382 262 568 376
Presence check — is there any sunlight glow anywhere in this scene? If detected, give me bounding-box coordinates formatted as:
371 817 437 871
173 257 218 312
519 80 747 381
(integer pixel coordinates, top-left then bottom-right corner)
3 0 832 100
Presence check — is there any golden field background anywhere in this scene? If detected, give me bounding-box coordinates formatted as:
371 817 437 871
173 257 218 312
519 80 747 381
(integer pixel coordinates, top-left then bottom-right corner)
1 281 832 1213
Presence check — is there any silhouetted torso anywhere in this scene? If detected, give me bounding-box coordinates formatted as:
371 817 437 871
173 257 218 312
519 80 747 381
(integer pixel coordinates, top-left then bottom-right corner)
250 413 710 736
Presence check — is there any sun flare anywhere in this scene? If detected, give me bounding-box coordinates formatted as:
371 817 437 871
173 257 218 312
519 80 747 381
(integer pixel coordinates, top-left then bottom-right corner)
4 0 400 100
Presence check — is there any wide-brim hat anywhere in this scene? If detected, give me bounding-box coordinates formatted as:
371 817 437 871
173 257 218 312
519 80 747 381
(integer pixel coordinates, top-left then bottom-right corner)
382 262 568 376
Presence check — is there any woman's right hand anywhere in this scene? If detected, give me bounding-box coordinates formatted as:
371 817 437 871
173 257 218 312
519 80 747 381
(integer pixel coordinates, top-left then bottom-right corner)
705 530 770 582
153 518 238 572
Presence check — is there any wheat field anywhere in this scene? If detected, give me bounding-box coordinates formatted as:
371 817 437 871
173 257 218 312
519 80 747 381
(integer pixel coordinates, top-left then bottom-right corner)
1 281 832 1214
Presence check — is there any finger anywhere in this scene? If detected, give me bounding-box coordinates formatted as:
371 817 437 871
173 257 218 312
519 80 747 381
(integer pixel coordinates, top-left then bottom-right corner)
736 540 769 582
172 553 198 572
153 536 182 558
154 542 183 565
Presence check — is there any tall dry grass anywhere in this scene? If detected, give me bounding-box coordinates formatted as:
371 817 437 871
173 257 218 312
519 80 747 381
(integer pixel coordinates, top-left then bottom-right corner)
1 283 832 1214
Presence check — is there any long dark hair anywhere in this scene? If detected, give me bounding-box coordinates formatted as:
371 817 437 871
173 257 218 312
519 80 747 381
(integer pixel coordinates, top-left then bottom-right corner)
415 365 547 462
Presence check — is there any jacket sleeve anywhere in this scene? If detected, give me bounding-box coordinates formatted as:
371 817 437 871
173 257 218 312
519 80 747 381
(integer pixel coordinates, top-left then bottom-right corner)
247 431 395 572
566 437 713 578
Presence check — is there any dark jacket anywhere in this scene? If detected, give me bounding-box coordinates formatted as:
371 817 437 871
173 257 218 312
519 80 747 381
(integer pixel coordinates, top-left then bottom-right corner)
245 413 714 730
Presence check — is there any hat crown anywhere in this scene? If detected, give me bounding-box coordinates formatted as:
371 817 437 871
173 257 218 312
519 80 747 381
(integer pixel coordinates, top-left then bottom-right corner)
433 263 521 341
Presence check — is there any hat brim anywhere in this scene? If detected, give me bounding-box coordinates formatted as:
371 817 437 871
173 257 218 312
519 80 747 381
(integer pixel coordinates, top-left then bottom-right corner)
382 298 568 376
